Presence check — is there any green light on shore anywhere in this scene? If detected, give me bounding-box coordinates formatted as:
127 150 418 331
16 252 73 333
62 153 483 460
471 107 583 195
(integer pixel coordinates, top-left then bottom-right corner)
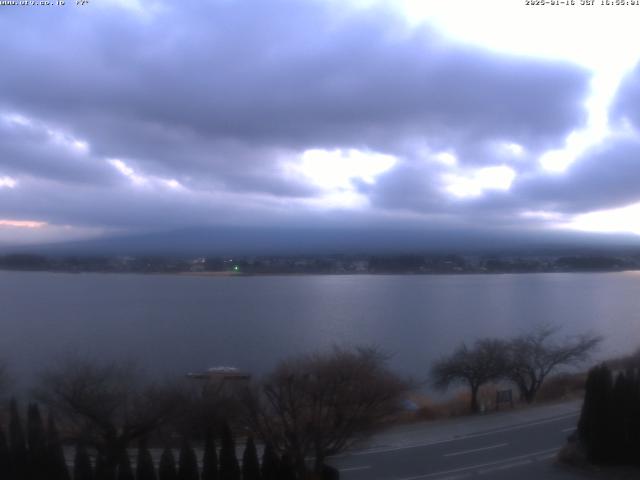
233 265 239 272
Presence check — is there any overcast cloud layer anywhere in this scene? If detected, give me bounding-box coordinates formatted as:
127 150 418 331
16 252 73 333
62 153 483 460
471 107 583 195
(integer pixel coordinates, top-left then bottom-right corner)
1 0 639 250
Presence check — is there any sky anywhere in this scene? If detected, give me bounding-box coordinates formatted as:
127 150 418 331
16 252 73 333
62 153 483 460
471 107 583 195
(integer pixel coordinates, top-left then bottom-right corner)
3 0 640 251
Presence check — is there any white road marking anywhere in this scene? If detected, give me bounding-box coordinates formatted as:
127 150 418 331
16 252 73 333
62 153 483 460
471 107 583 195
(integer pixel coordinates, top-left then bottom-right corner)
339 465 371 472
477 459 532 475
536 452 557 461
434 474 471 480
345 412 578 457
561 427 576 433
396 446 561 480
443 442 508 457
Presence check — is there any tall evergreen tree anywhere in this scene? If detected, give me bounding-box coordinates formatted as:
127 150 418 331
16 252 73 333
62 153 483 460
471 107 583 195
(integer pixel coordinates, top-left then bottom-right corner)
46 412 71 480
613 370 640 464
178 438 199 480
0 426 11 480
629 369 640 466
95 453 114 480
117 450 135 480
158 448 178 480
241 436 260 480
9 399 27 480
608 373 629 463
201 429 218 480
136 438 157 480
625 371 639 463
27 403 47 479
321 464 340 480
260 443 279 480
218 423 239 480
278 453 296 480
73 444 94 480
27 404 46 452
578 364 613 463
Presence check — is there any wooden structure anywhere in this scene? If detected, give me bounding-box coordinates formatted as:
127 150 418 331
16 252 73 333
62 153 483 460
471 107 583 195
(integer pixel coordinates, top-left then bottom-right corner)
496 389 514 410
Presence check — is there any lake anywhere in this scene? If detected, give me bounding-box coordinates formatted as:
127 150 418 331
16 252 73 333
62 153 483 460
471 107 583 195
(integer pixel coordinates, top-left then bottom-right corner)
1 270 640 388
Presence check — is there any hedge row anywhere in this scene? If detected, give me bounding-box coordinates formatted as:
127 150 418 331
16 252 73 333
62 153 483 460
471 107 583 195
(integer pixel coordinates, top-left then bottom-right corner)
0 401 338 480
577 364 640 465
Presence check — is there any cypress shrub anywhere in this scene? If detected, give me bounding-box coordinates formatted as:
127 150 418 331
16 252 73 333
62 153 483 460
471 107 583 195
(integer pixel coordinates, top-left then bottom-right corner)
46 412 71 480
178 438 199 480
321 464 340 480
260 443 279 480
241 436 260 480
158 448 178 480
95 453 114 480
117 450 135 480
630 369 640 466
136 438 157 480
73 444 94 480
26 404 45 453
9 399 27 480
278 453 295 480
625 371 639 463
0 426 11 480
578 364 612 463
609 370 640 465
577 366 594 445
27 403 47 479
201 429 218 480
574 364 640 464
608 373 630 463
218 424 239 480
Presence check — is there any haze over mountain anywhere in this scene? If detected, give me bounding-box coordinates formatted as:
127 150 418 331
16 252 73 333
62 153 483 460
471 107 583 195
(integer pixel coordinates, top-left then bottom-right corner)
2 1 640 252
3 226 638 258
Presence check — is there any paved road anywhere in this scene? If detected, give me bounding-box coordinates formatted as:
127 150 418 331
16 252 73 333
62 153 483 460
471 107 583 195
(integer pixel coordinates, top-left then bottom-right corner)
329 401 588 480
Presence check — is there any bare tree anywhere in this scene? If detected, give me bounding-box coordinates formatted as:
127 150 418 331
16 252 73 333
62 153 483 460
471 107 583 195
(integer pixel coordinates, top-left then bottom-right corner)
242 346 409 478
506 325 602 403
167 376 246 440
431 339 509 414
35 356 182 478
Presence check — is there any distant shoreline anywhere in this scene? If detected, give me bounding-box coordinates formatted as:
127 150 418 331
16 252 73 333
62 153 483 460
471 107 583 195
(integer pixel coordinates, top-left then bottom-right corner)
1 268 639 277
2 251 639 276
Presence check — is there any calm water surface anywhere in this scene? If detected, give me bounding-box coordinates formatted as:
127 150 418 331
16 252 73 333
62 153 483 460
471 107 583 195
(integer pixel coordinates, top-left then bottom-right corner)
1 271 640 386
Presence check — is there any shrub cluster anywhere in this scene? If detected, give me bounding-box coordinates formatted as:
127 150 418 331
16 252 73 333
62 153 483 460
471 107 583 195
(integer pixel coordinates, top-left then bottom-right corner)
1 400 69 480
0 402 339 480
577 364 640 465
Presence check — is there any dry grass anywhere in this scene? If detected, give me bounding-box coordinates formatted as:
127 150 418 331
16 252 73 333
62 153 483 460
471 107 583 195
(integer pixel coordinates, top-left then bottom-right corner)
410 383 507 421
536 372 586 402
395 373 587 425
413 394 467 421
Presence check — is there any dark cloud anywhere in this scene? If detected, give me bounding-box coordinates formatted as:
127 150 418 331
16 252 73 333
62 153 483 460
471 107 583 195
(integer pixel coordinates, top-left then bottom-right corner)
513 138 640 214
612 62 640 128
364 158 449 212
1 0 589 149
367 135 640 227
0 117 119 186
0 176 279 230
0 0 596 243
